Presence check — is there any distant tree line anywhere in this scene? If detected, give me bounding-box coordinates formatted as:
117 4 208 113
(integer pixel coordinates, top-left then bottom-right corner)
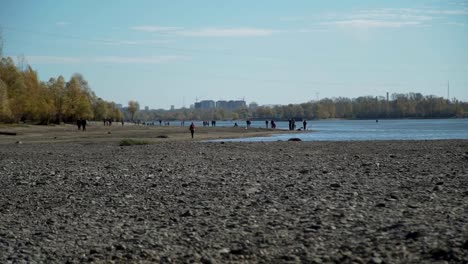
129 93 467 122
251 94 467 120
0 56 123 124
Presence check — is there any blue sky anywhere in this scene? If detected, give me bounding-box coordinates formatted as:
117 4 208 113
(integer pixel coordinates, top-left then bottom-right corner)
1 0 467 109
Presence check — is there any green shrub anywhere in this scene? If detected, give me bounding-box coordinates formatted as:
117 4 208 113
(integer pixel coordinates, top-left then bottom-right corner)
119 138 150 146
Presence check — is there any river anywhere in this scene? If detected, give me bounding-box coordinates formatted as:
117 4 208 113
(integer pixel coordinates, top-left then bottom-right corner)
209 119 468 142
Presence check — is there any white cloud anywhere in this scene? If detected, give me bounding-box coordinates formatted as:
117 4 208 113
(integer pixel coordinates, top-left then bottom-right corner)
349 9 433 22
320 7 468 29
130 26 182 32
56 21 69 27
322 19 422 28
176 27 277 37
102 39 172 46
27 56 81 64
424 9 468 15
25 55 188 65
131 25 278 37
92 56 188 64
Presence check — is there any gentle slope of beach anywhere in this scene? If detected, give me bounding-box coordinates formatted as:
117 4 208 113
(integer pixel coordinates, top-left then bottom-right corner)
0 136 467 263
0 123 288 145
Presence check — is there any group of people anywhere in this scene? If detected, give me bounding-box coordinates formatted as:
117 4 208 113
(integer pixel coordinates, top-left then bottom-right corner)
288 119 308 131
103 118 113 126
76 119 87 131
265 120 277 129
201 120 217 127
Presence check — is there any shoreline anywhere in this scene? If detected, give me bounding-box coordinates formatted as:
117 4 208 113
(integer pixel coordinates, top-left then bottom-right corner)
0 123 296 145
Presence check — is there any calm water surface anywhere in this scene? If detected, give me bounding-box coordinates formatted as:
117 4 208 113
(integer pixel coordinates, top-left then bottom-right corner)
209 119 468 142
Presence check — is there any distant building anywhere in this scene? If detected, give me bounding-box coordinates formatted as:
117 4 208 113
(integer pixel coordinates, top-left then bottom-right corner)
216 100 246 111
194 100 215 109
249 102 259 110
171 105 175 110
145 106 149 111
194 99 246 111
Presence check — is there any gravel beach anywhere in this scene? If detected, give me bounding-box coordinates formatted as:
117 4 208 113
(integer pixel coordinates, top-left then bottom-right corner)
1 139 467 263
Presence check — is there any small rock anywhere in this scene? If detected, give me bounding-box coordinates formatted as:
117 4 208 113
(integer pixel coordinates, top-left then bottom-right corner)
309 224 321 230
370 257 382 264
405 231 422 240
280 255 299 262
218 248 230 254
462 240 468 249
430 248 454 260
180 210 193 217
114 244 126 251
330 183 341 188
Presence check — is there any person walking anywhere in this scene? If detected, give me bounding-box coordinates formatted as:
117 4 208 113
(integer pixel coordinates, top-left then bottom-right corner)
303 120 307 130
189 122 195 138
265 120 269 128
82 119 87 131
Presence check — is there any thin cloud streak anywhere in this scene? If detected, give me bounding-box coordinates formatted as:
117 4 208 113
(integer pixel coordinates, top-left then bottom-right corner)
26 56 80 64
131 25 278 37
322 19 422 28
102 39 172 46
319 7 468 29
26 55 189 65
176 28 277 37
55 21 69 27
93 56 188 64
130 26 182 32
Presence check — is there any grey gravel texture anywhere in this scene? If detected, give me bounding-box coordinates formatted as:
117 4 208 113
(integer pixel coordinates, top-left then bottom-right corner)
1 140 467 263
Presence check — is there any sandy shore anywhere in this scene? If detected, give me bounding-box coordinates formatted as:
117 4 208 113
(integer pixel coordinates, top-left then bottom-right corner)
0 126 467 263
0 123 289 145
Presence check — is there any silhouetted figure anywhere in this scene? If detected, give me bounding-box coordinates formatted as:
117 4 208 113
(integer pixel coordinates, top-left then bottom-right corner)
82 119 87 131
121 120 124 126
288 119 292 130
159 120 162 126
303 120 307 130
246 120 251 128
189 122 195 138
77 119 82 130
292 118 296 130
265 120 269 128
234 122 238 127
271 120 276 129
